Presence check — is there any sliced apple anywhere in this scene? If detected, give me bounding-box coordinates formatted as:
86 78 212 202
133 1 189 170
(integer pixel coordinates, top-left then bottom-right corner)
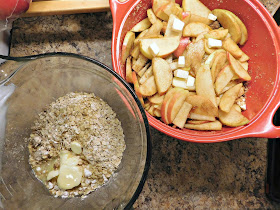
130 44 140 59
134 29 149 45
154 109 162 117
219 83 242 112
196 65 217 107
145 19 163 38
152 0 170 14
173 102 193 128
152 57 173 95
227 52 251 81
167 89 189 123
140 36 180 59
139 66 153 85
188 113 216 121
165 14 183 37
181 11 191 25
211 51 227 82
212 9 242 44
204 29 229 40
132 54 148 73
189 14 213 25
220 80 239 95
216 97 221 106
137 63 150 77
205 49 226 67
215 65 235 95
131 18 152 32
161 87 181 124
227 11 248 45
147 105 156 116
155 2 170 21
125 56 133 83
147 8 158 24
240 61 248 71
233 104 242 112
184 39 205 74
132 71 144 105
238 86 245 97
187 120 210 125
239 52 250 62
219 106 249 127
139 75 157 97
182 0 211 19
222 37 243 59
183 22 211 37
204 39 215 54
186 95 218 117
173 37 190 57
122 31 135 63
184 120 222 130
148 93 165 104
163 2 183 18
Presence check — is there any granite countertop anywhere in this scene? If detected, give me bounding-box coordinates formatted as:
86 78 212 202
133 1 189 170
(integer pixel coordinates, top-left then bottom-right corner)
9 0 280 209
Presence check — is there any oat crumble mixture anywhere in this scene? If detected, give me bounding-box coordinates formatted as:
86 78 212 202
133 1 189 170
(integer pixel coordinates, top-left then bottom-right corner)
28 92 126 198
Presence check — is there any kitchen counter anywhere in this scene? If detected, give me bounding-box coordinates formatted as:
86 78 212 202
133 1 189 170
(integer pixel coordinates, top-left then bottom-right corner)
9 0 280 209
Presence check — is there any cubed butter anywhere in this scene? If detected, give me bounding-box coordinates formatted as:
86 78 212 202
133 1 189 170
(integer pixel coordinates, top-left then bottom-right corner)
57 165 83 190
172 18 185 32
208 38 222 48
178 56 185 67
208 13 217 21
149 42 160 57
172 77 188 89
186 75 195 87
174 69 189 79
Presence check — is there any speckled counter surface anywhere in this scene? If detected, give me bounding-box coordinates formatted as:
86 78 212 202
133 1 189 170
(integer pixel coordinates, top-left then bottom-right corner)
9 0 280 209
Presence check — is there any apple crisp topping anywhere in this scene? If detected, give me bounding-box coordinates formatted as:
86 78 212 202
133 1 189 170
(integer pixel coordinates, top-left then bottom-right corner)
28 92 125 198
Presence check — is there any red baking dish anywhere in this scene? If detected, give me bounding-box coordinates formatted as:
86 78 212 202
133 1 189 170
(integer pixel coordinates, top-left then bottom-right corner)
110 0 280 143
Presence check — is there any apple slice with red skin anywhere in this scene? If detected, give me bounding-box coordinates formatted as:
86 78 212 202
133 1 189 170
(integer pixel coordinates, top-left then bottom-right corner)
211 51 227 82
227 52 251 81
122 31 135 63
173 37 190 58
181 11 191 24
140 36 180 59
161 87 182 124
167 89 189 123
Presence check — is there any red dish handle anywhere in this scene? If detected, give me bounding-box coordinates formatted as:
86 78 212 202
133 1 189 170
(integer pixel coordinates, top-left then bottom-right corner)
110 0 135 33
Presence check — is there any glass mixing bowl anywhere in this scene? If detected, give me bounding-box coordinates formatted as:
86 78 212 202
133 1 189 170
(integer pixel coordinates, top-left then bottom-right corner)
0 53 151 210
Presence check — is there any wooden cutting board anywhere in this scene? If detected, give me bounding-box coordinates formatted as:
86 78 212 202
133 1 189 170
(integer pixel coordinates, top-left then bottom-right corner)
23 0 112 17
